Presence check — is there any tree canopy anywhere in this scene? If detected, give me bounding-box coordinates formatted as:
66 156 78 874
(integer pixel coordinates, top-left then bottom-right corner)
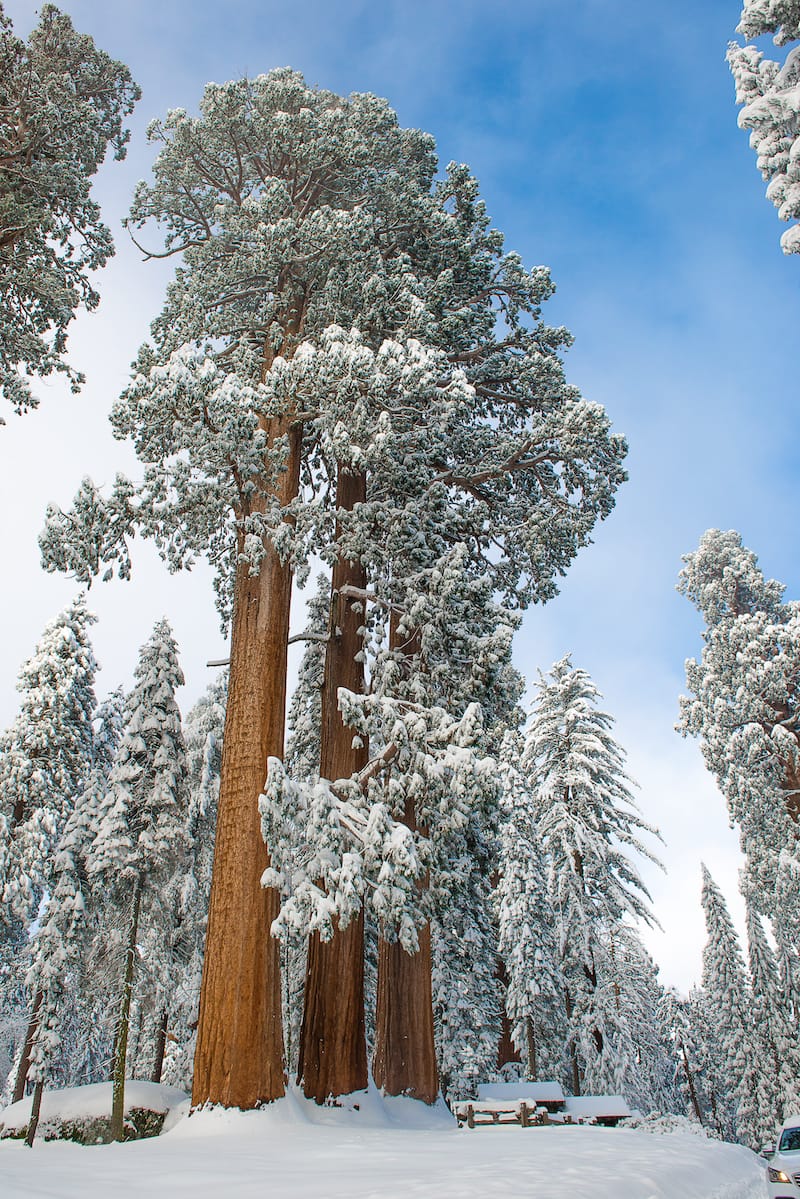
0 2 139 416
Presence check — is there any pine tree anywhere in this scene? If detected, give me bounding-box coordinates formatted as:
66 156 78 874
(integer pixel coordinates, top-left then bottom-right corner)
522 656 662 1096
89 619 188 1141
0 3 139 415
699 865 755 1146
728 1 800 254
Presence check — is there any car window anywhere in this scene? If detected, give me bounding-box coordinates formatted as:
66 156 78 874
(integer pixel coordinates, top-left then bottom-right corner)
779 1128 800 1152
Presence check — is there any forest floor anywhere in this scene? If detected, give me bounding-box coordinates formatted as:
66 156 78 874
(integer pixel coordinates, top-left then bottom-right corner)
0 1083 768 1199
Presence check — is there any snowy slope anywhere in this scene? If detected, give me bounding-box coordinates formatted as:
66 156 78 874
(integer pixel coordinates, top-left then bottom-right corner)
0 1085 767 1199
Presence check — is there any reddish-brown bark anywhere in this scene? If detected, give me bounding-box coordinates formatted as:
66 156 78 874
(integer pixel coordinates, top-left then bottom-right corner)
298 468 369 1103
192 413 301 1109
373 794 438 1104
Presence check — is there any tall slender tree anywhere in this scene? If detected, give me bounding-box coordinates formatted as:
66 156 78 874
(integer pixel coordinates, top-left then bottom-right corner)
699 865 755 1146
0 596 98 927
497 740 564 1081
89 619 188 1141
522 656 661 1095
744 894 800 1139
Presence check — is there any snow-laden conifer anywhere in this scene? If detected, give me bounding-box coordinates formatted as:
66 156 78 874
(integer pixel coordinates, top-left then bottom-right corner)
678 530 800 972
609 926 683 1115
496 738 564 1081
699 866 755 1146
744 895 800 1137
659 987 706 1126
0 597 98 931
0 3 139 416
522 656 662 1095
728 1 800 253
89 619 188 1140
159 673 226 1089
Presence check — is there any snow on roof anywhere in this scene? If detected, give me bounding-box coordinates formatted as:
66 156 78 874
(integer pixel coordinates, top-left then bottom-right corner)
477 1081 565 1103
0 1080 187 1133
564 1095 631 1119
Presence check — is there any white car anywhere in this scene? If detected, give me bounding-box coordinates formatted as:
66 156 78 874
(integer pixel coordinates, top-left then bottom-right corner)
767 1116 800 1197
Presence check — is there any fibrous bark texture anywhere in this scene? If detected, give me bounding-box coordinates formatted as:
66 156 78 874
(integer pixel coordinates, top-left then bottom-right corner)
192 416 301 1109
373 918 438 1103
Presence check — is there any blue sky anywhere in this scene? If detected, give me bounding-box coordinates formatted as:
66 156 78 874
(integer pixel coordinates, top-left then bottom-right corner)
1 0 797 989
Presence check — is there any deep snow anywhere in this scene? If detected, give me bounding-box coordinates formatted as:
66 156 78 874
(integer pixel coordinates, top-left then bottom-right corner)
0 1083 768 1199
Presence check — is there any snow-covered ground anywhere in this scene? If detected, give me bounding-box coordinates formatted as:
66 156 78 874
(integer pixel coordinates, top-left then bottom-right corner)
0 1084 768 1199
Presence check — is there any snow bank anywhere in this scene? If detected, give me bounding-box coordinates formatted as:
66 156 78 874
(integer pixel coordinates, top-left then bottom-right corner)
0 1081 188 1143
0 1084 768 1199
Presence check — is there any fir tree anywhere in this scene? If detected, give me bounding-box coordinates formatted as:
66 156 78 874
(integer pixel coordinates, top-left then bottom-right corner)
699 865 755 1146
0 3 139 416
744 895 800 1138
161 673 226 1090
89 619 188 1141
0 596 98 930
496 739 564 1081
522 656 662 1096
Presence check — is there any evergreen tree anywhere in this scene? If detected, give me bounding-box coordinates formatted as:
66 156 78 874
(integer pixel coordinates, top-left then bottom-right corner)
286 576 330 784
699 865 755 1146
678 530 800 979
659 987 707 1126
522 656 661 1096
683 985 734 1136
744 895 800 1137
611 926 683 1114
0 3 139 415
89 619 188 1140
161 673 226 1090
496 739 564 1081
40 70 627 1108
728 1 800 254
0 596 98 930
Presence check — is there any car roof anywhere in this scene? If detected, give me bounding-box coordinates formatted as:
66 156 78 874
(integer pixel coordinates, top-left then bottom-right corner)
781 1115 800 1129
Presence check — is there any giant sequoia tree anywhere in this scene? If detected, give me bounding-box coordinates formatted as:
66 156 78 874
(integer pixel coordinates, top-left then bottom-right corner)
0 3 139 415
41 70 627 1108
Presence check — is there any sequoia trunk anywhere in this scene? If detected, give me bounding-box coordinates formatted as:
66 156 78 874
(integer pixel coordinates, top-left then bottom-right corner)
192 414 302 1109
372 800 438 1103
298 468 369 1103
